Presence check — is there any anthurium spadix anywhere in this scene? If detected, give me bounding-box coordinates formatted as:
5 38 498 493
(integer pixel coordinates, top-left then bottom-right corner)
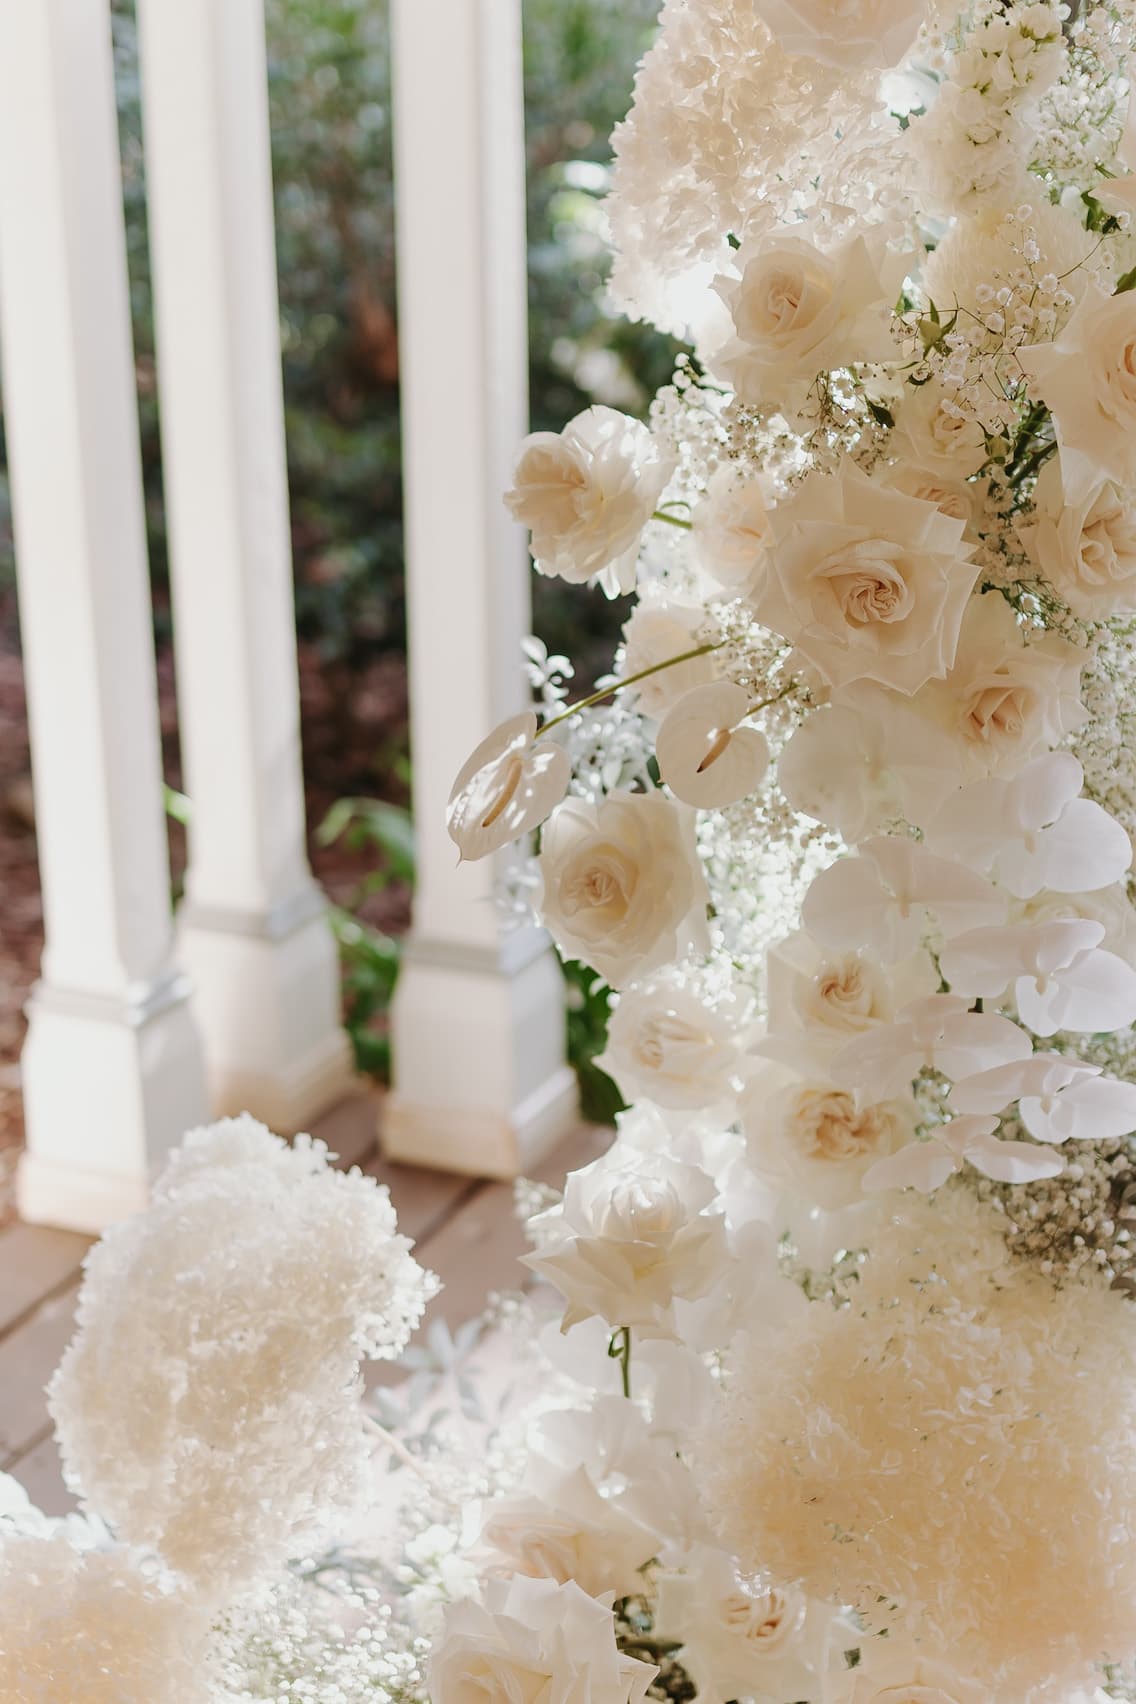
863 1113 1064 1194
925 751 1132 899
948 1053 1136 1144
447 711 571 861
801 837 1005 964
940 918 1136 1036
830 993 1032 1101
656 681 770 809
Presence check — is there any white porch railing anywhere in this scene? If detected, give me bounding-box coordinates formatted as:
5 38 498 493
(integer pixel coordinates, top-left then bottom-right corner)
0 0 573 1233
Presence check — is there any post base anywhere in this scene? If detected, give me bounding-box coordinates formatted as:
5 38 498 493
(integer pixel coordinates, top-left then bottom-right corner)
17 979 208 1232
178 893 356 1131
386 930 578 1178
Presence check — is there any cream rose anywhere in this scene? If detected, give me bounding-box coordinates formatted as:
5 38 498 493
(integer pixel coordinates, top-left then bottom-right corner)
505 405 675 596
911 590 1087 778
881 462 976 527
691 464 774 599
1019 283 1136 502
477 1485 657 1599
598 981 743 1112
537 792 709 989
430 1576 657 1704
621 600 720 719
765 931 938 1060
756 459 979 695
750 0 927 66
710 229 908 412
1021 458 1136 617
743 1065 916 1210
524 1151 729 1336
891 385 987 480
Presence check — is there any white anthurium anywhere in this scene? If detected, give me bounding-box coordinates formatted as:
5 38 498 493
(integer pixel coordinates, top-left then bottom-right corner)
801 835 1005 964
655 681 770 809
447 710 571 861
940 918 1136 1036
925 751 1132 899
831 992 1032 1101
863 1113 1065 1194
948 1053 1136 1144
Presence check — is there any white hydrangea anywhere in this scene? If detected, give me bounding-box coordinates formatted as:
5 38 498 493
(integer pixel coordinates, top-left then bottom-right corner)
0 1528 216 1703
48 1116 438 1598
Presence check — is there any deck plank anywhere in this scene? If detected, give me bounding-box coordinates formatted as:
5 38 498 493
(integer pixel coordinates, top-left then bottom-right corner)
0 1221 90 1337
0 1283 79 1463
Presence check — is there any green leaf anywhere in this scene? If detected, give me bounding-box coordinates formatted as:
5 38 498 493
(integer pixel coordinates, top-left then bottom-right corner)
866 398 895 430
163 784 192 825
1116 264 1136 295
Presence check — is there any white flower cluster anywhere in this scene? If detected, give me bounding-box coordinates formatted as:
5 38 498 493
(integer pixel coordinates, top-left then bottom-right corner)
441 0 1136 1697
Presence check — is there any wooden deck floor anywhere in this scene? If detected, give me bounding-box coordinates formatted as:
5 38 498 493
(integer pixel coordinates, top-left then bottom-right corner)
0 1091 607 1514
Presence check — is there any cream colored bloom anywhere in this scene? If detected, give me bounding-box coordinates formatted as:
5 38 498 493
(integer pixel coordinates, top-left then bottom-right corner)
1021 458 1136 618
911 590 1087 778
447 711 571 861
711 230 908 411
880 462 977 527
891 385 988 480
430 1576 657 1704
476 1478 657 1599
1019 284 1136 502
756 460 979 695
505 405 675 596
524 1150 729 1336
656 682 770 808
597 980 743 1112
750 0 927 66
832 1640 988 1703
621 600 720 720
537 792 709 989
765 930 938 1061
743 1062 916 1210
691 465 774 599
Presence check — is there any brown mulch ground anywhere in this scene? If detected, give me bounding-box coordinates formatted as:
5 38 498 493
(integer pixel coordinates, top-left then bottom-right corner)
0 586 412 1183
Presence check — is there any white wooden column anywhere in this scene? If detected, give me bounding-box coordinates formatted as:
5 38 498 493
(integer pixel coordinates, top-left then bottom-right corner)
134 0 354 1130
0 0 208 1232
386 0 577 1177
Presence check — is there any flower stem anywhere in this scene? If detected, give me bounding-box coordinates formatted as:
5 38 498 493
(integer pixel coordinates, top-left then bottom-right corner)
535 643 722 738
652 508 693 531
608 1325 633 1398
747 679 800 717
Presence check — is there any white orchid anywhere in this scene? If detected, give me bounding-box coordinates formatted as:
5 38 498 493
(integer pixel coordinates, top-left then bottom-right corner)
655 681 770 809
940 918 1136 1036
447 710 571 861
925 751 1132 899
831 993 1032 1100
863 1112 1064 1193
802 836 1005 964
949 1052 1136 1143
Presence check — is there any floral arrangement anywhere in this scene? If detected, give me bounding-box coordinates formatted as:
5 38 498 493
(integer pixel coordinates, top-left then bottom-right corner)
12 0 1136 1699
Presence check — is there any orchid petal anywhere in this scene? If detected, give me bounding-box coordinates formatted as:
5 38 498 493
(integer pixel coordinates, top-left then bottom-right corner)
862 1141 959 1194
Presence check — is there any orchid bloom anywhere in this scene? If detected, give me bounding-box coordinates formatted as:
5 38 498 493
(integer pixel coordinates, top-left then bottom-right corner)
863 1113 1064 1194
830 993 1032 1101
940 918 1136 1036
802 837 1005 964
949 1052 1136 1144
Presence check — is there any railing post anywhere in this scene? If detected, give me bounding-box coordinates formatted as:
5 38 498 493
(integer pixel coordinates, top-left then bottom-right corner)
0 0 208 1231
134 0 355 1129
386 0 578 1175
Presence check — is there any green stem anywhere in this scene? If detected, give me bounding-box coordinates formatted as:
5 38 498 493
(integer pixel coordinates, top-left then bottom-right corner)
535 643 723 738
747 680 799 717
651 508 693 531
608 1325 632 1398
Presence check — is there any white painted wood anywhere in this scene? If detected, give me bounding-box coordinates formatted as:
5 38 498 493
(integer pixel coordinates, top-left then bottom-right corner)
0 0 208 1231
386 0 577 1175
135 0 354 1129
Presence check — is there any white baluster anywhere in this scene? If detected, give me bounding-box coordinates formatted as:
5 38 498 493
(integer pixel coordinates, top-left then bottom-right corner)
386 0 578 1175
135 0 354 1129
0 0 208 1231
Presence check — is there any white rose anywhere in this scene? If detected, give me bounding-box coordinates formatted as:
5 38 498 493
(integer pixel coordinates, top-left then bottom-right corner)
505 405 675 596
476 1478 657 1599
710 229 909 412
749 0 927 66
891 385 987 479
911 590 1087 778
756 460 979 696
1019 284 1136 502
621 600 720 719
537 792 710 989
880 462 977 528
597 981 743 1112
765 931 938 1058
524 1150 730 1336
1020 457 1136 617
430 1576 657 1704
742 1063 916 1210
691 464 774 599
